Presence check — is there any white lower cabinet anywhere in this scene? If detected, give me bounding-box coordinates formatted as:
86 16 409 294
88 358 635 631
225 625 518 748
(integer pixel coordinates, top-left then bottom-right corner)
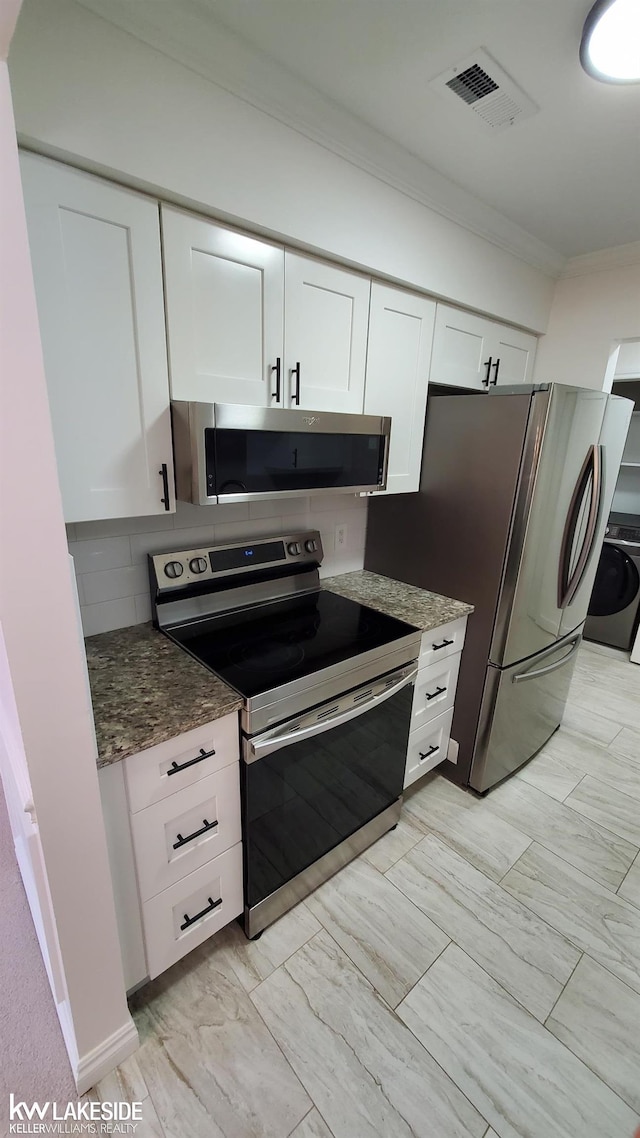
417 615 467 669
405 707 455 788
404 616 467 789
125 715 240 813
142 843 243 980
130 764 242 902
99 711 242 991
411 653 460 730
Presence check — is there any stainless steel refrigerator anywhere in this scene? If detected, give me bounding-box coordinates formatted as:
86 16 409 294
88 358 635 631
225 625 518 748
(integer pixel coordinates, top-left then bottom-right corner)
365 384 632 793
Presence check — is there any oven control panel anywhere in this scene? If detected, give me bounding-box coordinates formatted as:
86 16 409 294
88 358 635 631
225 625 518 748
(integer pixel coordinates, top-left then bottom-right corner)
150 530 324 592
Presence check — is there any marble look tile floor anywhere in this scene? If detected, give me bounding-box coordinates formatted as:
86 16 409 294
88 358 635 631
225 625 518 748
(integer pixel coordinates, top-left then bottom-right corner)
95 643 640 1137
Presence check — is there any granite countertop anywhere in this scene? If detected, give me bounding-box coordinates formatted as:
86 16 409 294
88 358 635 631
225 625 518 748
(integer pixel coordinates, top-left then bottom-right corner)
87 572 472 768
321 570 473 631
86 623 243 768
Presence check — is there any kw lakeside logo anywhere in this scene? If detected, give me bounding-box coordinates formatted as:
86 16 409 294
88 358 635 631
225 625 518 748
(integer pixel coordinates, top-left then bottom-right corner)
7 1095 143 1134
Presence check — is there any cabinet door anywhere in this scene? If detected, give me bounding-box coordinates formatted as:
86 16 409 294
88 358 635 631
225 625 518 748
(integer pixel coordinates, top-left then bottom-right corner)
364 284 435 494
492 325 537 386
162 207 284 406
21 154 175 523
284 252 370 412
429 304 493 391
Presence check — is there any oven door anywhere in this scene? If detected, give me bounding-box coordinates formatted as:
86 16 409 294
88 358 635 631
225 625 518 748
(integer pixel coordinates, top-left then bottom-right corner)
241 662 416 937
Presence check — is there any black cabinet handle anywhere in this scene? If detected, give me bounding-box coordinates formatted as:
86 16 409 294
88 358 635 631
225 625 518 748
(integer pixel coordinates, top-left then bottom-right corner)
271 357 281 402
425 685 446 702
482 356 493 387
173 817 218 850
432 638 454 650
159 463 171 510
491 358 500 386
180 895 222 932
419 744 439 761
291 362 301 405
167 747 216 777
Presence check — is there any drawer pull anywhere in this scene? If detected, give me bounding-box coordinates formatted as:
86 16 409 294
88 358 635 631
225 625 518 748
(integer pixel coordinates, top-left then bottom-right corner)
419 744 439 761
180 895 222 932
425 685 446 702
173 817 218 850
167 747 216 776
432 638 454 651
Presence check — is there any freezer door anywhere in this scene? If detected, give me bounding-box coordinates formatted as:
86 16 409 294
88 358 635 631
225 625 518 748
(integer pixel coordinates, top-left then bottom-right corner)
558 393 633 639
471 628 583 794
493 386 607 668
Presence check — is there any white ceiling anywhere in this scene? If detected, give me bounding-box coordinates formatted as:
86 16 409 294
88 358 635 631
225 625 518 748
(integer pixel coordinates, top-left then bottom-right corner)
75 0 640 262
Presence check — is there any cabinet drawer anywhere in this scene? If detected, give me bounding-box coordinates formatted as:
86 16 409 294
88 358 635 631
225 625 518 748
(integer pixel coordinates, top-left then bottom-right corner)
419 617 467 670
411 653 460 730
131 765 241 903
125 713 239 813
142 842 243 979
404 707 454 789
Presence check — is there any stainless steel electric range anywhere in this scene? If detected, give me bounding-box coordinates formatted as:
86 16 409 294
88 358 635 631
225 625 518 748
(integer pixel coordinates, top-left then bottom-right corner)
149 531 420 938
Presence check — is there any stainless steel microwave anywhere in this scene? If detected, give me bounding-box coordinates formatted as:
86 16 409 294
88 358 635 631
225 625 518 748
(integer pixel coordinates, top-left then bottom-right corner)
171 402 392 505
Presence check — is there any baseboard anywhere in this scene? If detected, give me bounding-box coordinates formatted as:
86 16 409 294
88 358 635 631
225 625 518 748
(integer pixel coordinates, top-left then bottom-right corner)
55 999 79 1075
74 1016 139 1096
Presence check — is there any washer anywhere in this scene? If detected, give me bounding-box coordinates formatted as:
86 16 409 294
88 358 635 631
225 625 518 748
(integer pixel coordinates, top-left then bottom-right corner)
585 514 640 651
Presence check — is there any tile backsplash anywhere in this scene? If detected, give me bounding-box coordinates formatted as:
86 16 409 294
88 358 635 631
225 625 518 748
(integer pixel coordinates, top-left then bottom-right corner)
68 495 369 637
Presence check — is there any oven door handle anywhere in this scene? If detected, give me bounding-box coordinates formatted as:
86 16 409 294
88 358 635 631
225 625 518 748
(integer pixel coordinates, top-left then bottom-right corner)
245 666 418 763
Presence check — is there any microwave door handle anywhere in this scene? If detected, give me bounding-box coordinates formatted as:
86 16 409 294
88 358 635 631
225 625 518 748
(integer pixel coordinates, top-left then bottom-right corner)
246 666 417 763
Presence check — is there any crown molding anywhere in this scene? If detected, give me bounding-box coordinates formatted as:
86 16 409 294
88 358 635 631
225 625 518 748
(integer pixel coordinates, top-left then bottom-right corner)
561 240 640 278
74 0 565 278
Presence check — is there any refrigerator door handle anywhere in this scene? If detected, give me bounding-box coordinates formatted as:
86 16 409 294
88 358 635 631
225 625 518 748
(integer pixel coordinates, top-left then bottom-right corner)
511 634 582 684
557 444 603 610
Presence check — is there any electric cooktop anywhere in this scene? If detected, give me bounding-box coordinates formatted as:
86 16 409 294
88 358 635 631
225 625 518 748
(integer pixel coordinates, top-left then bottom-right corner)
167 589 418 700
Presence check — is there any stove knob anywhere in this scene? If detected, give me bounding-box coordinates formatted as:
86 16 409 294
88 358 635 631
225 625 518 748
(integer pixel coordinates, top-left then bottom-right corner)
164 560 184 579
287 542 302 555
189 557 208 574
304 539 317 553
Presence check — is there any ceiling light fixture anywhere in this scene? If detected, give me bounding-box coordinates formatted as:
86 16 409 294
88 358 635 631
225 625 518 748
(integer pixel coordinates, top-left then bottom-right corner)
580 0 640 82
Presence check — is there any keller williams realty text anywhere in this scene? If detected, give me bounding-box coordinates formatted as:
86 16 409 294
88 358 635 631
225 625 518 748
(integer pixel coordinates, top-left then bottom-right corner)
8 1096 143 1124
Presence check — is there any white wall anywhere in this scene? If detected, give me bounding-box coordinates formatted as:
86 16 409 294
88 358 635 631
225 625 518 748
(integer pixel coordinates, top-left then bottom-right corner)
70 496 368 636
534 247 640 391
9 0 556 334
0 46 136 1091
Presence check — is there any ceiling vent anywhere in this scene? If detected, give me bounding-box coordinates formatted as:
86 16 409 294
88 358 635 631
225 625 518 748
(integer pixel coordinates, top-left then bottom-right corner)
430 48 538 132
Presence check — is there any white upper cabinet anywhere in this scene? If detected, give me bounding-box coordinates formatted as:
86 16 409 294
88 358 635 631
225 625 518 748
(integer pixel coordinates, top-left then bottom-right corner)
161 215 369 414
429 305 493 391
364 283 436 495
492 325 538 387
430 303 536 391
162 207 284 406
284 253 370 413
21 153 175 524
